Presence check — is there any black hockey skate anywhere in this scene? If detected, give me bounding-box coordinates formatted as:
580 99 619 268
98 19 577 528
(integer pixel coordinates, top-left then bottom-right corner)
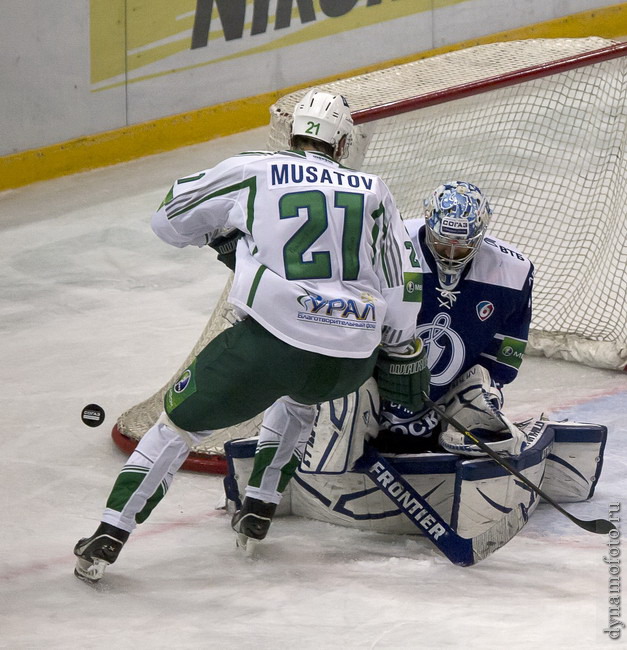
73 522 130 583
231 497 277 554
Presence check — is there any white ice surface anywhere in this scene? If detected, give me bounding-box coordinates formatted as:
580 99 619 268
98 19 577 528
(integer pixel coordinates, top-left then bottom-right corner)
1 128 626 649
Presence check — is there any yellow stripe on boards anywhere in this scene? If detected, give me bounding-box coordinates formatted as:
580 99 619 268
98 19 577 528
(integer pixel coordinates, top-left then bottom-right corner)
0 94 274 192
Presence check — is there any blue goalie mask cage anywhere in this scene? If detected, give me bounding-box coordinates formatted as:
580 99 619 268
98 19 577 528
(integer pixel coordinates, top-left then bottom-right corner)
424 181 492 289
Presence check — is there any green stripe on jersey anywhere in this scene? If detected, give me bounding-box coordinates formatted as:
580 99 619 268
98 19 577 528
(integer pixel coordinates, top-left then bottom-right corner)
247 265 267 307
166 177 257 227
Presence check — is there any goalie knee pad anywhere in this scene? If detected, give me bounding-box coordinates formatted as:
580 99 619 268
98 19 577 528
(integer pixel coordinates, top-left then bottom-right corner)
437 365 526 457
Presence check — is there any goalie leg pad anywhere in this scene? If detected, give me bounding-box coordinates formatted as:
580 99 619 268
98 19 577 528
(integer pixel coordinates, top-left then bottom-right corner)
300 377 380 475
530 420 608 502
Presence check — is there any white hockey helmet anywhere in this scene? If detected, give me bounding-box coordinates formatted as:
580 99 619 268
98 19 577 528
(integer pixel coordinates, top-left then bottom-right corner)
291 88 353 158
424 181 492 289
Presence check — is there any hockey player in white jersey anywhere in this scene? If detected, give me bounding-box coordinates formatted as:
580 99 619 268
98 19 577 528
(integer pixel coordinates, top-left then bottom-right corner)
376 180 535 457
73 89 430 581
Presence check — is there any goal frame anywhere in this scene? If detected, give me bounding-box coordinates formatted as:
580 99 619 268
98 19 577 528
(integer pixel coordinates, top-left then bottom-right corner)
111 38 627 474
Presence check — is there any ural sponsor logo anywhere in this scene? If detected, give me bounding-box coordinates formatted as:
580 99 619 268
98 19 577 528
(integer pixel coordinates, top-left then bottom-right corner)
368 461 447 540
501 345 522 359
166 361 197 411
297 292 376 329
191 0 390 49
404 281 420 293
476 300 494 321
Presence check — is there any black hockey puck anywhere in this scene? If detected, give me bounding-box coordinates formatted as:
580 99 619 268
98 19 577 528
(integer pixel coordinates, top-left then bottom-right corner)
81 403 105 427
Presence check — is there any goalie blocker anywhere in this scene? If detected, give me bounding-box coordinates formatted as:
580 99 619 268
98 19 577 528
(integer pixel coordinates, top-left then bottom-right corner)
223 378 607 563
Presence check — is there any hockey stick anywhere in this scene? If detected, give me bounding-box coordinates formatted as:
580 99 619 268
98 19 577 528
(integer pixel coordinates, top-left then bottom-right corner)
423 394 616 535
355 445 529 566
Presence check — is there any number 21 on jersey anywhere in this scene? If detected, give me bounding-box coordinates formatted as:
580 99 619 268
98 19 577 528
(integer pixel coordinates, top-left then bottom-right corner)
279 189 365 281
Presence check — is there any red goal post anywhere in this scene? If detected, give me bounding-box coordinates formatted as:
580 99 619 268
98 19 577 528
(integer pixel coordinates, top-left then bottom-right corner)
112 37 627 473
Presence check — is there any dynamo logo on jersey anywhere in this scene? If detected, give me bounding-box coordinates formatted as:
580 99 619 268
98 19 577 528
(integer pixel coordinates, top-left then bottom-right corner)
297 291 376 329
476 301 494 321
417 313 466 386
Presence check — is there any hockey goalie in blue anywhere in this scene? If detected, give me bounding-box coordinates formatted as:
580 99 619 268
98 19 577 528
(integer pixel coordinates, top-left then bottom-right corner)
375 180 535 456
225 181 609 565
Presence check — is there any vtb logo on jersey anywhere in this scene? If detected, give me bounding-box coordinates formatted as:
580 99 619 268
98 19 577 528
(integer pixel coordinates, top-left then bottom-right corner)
476 300 494 321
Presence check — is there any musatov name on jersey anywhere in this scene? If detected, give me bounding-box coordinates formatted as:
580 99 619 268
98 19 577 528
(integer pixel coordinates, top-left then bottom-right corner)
298 292 376 329
270 163 373 189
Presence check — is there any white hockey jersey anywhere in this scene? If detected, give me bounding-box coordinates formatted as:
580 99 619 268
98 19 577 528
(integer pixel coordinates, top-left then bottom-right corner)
151 150 422 358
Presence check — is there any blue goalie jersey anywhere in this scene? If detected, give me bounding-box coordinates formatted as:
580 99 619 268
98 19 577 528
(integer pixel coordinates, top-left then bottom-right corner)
378 218 534 445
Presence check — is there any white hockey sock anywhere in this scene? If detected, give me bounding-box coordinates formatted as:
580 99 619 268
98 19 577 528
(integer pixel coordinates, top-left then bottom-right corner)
102 416 205 532
245 397 316 504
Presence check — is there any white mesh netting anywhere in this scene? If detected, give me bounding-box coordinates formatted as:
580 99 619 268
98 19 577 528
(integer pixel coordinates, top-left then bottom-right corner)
114 38 627 461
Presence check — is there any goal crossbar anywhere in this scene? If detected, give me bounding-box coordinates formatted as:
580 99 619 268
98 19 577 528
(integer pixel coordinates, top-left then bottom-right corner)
353 41 627 122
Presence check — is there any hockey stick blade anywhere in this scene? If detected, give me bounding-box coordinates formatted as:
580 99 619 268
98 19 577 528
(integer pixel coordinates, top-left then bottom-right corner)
423 393 616 535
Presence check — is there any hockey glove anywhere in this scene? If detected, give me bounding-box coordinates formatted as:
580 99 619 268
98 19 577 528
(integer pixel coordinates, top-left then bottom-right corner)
209 228 242 271
437 365 528 457
374 340 430 413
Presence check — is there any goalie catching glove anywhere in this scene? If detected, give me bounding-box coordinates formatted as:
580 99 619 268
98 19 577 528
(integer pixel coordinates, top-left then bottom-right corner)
438 365 530 457
374 339 430 413
208 227 242 271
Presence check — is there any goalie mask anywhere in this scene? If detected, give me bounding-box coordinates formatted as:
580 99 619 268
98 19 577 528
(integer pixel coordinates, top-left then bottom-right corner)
424 181 492 290
291 88 353 159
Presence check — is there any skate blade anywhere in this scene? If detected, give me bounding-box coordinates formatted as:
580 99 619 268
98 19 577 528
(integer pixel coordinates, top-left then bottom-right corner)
74 557 109 583
235 533 260 558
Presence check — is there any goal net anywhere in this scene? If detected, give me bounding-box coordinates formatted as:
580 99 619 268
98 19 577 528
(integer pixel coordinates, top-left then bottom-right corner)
112 37 627 472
